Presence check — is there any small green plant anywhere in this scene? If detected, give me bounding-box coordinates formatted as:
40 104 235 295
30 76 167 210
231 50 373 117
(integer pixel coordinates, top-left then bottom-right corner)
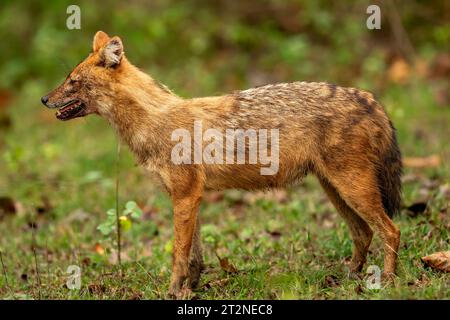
97 201 143 236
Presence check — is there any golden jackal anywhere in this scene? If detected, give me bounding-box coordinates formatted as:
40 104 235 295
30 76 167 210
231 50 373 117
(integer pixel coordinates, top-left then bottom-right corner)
42 31 401 297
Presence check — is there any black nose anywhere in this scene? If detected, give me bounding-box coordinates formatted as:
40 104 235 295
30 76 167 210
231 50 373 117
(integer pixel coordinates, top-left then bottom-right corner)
41 96 49 105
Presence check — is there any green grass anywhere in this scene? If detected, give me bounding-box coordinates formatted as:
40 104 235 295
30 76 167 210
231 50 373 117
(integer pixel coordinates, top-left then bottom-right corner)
0 75 449 300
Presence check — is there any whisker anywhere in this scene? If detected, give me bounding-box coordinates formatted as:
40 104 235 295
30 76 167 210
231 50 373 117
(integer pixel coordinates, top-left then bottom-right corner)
56 57 71 75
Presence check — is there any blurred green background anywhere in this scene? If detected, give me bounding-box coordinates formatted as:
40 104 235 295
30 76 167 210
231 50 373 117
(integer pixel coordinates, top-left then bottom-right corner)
0 0 449 299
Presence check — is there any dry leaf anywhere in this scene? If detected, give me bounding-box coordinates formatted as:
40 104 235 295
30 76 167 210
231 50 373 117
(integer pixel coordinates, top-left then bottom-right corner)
203 278 230 290
408 273 430 287
406 202 428 217
0 90 12 110
128 291 144 300
88 283 106 294
216 254 237 274
403 155 440 168
421 251 450 273
0 90 12 130
323 275 340 288
81 257 91 266
388 58 410 84
268 230 282 239
94 243 105 255
0 196 16 219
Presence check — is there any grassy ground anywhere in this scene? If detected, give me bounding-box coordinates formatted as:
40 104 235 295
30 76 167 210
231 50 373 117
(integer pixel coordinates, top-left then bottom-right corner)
0 74 449 300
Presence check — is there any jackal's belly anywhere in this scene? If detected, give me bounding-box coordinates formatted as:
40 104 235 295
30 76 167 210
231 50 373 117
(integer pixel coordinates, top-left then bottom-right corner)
203 162 308 191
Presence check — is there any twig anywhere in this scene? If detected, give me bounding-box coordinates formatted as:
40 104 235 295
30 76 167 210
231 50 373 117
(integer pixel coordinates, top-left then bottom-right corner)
0 250 10 289
385 0 416 61
44 236 51 287
31 228 42 299
115 140 123 277
135 261 155 283
57 57 71 74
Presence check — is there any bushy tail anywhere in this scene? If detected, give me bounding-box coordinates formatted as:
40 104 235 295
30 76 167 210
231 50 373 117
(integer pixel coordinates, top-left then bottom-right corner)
377 124 402 218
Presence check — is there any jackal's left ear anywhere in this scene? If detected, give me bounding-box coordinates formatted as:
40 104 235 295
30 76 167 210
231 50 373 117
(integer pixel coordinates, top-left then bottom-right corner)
100 37 124 68
93 31 110 52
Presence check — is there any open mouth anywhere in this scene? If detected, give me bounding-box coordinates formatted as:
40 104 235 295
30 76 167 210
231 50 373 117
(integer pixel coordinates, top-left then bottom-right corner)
55 100 86 121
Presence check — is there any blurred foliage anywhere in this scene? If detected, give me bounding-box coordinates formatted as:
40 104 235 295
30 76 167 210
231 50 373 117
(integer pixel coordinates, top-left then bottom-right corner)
0 0 449 95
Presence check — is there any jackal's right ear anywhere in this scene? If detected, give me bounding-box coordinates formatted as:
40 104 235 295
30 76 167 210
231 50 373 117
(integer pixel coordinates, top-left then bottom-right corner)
99 37 124 68
93 31 110 52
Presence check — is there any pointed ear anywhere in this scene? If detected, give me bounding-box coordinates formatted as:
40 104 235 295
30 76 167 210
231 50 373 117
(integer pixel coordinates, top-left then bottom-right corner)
100 37 124 67
93 31 110 52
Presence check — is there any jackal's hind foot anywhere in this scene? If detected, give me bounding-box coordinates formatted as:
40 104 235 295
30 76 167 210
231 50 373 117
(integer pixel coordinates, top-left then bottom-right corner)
188 259 205 289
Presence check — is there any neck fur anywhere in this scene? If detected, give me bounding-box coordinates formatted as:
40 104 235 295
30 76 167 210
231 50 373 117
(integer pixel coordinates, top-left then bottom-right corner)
104 58 181 164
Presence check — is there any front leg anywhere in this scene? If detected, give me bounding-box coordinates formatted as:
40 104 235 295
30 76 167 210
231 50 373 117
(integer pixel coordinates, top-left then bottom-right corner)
168 170 203 298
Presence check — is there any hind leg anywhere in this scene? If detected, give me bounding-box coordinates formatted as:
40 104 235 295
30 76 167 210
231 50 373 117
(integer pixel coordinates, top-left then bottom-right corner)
324 168 400 277
318 177 373 274
188 214 204 288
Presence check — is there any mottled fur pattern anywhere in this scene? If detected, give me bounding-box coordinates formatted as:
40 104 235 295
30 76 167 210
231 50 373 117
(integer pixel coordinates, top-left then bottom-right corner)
42 31 402 298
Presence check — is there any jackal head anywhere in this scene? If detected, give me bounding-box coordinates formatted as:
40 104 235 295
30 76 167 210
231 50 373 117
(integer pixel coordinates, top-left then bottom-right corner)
41 31 125 121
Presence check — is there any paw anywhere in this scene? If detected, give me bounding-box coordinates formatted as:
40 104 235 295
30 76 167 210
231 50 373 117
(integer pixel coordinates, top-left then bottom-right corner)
187 261 204 289
346 261 365 280
168 274 187 299
188 275 201 289
349 259 366 272
382 271 396 283
169 287 193 300
347 270 362 280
